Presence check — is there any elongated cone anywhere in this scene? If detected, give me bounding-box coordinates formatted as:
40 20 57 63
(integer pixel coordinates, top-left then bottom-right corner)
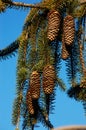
47 10 61 41
26 91 34 115
63 15 75 45
43 65 56 94
30 71 40 99
61 34 70 60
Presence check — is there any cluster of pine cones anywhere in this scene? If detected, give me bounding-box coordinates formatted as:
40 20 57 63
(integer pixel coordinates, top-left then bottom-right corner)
26 9 75 115
26 65 56 115
47 9 75 60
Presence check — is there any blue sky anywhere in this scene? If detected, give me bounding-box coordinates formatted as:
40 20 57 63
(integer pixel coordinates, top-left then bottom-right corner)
0 0 86 130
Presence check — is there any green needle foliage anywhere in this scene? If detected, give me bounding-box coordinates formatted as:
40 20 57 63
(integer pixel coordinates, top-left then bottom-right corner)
0 0 86 130
0 39 19 60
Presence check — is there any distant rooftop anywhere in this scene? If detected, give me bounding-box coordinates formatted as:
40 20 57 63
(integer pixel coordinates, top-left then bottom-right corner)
53 125 86 130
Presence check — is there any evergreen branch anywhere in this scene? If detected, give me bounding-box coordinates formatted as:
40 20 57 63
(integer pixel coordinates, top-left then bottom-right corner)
31 100 54 129
67 85 81 101
22 110 33 130
77 17 86 76
13 33 28 128
37 103 54 129
42 89 56 118
56 77 66 91
22 99 54 129
12 94 22 126
16 35 28 94
67 85 86 101
65 38 80 85
21 82 33 130
44 93 55 117
2 0 47 9
54 40 61 74
0 39 19 60
38 110 54 129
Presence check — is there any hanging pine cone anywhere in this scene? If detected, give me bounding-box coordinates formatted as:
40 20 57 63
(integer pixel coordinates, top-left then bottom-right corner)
26 91 34 115
47 10 61 41
29 71 40 99
63 15 75 45
61 34 70 60
43 65 56 94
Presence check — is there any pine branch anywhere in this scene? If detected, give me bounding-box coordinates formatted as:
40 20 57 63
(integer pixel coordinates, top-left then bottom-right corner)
21 82 33 130
2 0 47 9
22 99 54 129
45 92 56 114
16 36 28 94
37 102 54 129
67 85 86 101
65 34 80 85
0 39 19 60
41 88 56 119
22 110 33 130
56 77 66 91
12 94 22 126
54 40 61 74
67 85 81 101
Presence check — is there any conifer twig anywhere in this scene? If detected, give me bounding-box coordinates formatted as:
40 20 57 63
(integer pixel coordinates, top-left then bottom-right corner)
4 1 47 9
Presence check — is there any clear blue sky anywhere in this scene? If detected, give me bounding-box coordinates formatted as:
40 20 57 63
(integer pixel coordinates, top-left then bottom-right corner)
0 0 86 130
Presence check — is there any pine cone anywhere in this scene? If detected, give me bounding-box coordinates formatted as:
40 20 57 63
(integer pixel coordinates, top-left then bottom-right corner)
26 91 34 115
63 15 75 45
30 71 40 99
47 10 61 41
43 65 56 94
61 34 70 60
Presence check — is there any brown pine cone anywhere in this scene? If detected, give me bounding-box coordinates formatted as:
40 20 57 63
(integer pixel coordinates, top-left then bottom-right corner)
43 65 56 94
63 15 75 45
47 10 61 41
29 71 40 99
26 91 34 115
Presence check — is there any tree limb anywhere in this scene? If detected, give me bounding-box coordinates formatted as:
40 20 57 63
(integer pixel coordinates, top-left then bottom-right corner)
0 40 19 60
4 1 47 9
